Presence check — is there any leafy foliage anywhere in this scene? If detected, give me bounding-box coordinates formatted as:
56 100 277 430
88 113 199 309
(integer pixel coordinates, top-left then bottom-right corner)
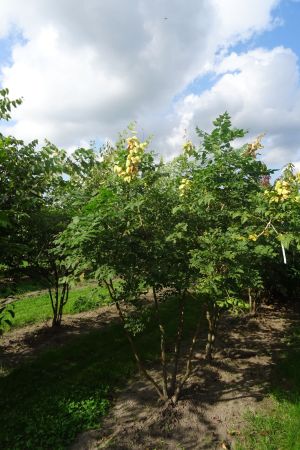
0 90 113 326
55 112 300 399
0 302 15 335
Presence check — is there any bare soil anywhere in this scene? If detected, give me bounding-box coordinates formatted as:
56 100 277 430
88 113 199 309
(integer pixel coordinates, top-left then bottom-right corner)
0 303 295 449
0 304 119 368
71 305 294 450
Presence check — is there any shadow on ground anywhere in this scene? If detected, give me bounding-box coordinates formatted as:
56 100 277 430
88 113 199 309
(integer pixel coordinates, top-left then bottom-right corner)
71 305 295 450
0 306 119 369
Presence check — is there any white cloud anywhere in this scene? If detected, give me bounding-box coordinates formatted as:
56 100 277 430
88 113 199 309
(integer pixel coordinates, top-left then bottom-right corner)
0 0 289 164
212 0 281 43
169 46 300 167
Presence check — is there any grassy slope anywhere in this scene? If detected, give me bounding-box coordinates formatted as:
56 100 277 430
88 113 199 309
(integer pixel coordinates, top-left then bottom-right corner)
0 296 204 450
237 325 300 450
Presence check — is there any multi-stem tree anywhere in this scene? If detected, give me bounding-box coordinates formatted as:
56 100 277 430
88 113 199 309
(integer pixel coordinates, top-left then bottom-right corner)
57 129 205 403
56 114 299 402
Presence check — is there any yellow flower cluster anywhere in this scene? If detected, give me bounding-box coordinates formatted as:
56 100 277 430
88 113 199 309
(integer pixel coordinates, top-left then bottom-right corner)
179 178 191 197
264 172 300 203
182 140 195 157
113 136 148 182
244 133 265 158
248 234 258 241
264 180 291 203
274 180 290 199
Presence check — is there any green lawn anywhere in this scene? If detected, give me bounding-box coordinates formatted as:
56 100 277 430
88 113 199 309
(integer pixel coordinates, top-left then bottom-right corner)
7 284 109 329
0 296 204 450
237 325 300 450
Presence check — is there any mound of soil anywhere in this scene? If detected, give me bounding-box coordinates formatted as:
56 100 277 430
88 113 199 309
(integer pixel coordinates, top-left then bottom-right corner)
71 305 293 450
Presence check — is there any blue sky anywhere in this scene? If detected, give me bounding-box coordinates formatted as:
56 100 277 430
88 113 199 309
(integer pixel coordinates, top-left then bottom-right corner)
180 0 300 99
0 31 26 67
252 0 300 55
0 0 299 169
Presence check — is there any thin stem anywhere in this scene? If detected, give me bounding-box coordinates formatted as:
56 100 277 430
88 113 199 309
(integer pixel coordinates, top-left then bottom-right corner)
172 313 203 404
205 308 217 360
52 265 59 326
153 285 168 397
248 287 253 313
104 279 165 400
57 282 69 325
48 288 55 316
170 289 186 395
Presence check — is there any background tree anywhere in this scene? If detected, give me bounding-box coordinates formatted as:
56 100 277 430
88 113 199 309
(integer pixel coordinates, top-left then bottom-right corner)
0 89 108 326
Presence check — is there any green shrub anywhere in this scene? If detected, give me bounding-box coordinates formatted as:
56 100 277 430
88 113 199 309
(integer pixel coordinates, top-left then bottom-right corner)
70 288 109 313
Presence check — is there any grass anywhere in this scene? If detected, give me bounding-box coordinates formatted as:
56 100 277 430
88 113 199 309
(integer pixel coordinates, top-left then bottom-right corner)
237 325 300 450
0 295 204 450
6 284 108 329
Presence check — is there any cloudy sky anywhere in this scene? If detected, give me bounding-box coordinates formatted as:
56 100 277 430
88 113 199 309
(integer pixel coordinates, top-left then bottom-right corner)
0 0 300 169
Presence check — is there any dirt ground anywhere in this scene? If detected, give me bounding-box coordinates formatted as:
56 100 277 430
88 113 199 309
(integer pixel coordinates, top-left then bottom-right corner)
0 304 295 449
0 304 119 369
71 305 294 450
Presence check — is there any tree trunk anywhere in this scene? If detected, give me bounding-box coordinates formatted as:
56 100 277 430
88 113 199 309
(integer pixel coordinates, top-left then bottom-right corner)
57 283 69 326
50 279 69 327
205 308 217 360
248 287 257 314
105 279 166 401
172 313 203 404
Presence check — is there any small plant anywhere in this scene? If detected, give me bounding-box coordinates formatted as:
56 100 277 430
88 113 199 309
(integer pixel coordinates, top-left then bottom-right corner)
70 288 108 313
0 303 15 335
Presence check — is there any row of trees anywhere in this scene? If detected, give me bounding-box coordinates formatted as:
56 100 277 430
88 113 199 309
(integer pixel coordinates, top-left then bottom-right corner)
1 90 299 402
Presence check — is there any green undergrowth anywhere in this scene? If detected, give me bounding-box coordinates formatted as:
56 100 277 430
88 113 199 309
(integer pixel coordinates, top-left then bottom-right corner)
0 295 204 450
4 285 108 329
237 323 300 450
0 276 48 298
